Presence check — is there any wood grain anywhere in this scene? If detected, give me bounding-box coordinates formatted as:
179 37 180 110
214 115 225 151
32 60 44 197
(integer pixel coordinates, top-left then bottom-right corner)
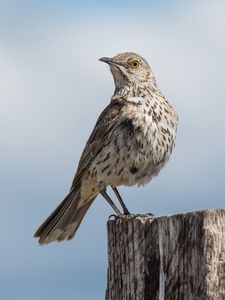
105 209 225 300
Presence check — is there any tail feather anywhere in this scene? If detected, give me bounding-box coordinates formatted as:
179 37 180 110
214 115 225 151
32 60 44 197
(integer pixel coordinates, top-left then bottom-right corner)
34 188 96 245
56 199 95 241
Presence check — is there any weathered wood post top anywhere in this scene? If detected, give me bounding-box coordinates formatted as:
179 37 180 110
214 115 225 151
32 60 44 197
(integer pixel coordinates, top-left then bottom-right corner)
105 209 225 300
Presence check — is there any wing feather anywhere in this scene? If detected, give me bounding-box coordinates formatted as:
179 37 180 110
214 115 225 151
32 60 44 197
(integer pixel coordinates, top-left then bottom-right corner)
70 100 124 189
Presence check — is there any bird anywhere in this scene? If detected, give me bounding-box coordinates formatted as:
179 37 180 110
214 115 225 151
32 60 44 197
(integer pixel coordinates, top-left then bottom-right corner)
34 52 178 245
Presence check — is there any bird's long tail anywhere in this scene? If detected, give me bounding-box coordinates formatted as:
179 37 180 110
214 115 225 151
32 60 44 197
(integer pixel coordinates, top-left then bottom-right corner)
34 188 96 245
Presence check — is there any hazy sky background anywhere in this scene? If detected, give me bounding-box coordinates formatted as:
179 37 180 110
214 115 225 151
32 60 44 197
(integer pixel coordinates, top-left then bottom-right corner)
1 0 225 299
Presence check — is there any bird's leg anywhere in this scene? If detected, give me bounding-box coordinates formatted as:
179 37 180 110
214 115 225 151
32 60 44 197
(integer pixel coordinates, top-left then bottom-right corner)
99 186 122 216
111 186 130 215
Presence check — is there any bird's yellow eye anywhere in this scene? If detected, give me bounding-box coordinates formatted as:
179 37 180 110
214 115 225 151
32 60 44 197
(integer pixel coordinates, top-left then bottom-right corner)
131 60 140 68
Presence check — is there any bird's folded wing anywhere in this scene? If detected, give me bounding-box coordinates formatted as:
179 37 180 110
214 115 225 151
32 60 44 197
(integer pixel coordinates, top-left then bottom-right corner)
70 100 124 190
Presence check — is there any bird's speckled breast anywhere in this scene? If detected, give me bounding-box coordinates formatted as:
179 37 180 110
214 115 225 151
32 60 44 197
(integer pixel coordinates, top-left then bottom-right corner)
94 91 178 187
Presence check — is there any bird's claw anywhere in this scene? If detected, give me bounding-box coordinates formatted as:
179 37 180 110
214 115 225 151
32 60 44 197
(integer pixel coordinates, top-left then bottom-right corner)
108 214 117 220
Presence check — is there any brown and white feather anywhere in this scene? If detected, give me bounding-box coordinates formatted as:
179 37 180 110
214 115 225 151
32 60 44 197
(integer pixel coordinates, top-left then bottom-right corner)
34 52 178 244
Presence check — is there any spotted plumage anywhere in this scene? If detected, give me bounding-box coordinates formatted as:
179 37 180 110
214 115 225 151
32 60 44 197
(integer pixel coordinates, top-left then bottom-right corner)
34 52 178 244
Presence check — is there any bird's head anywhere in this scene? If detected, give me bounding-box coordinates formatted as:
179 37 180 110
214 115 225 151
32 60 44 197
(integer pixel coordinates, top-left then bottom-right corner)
99 52 157 89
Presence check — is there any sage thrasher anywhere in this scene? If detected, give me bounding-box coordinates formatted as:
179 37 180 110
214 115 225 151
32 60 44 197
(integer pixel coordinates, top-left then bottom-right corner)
34 52 178 244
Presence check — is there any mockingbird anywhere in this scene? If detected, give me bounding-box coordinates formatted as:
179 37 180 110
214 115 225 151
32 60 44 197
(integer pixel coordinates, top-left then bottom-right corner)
34 52 178 244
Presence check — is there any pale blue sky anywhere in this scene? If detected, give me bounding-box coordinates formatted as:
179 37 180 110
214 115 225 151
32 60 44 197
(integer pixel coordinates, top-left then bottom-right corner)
1 0 225 299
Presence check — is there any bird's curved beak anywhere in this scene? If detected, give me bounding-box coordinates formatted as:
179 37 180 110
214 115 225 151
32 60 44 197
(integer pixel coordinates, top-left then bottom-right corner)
99 57 114 65
99 57 124 69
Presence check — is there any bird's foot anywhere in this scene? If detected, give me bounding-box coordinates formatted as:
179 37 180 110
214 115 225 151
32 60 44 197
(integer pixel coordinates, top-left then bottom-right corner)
147 212 155 217
123 208 130 215
108 212 155 221
108 214 118 220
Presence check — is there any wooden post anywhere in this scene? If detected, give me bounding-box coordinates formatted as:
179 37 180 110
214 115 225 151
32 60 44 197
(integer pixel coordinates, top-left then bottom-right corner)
105 209 225 300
